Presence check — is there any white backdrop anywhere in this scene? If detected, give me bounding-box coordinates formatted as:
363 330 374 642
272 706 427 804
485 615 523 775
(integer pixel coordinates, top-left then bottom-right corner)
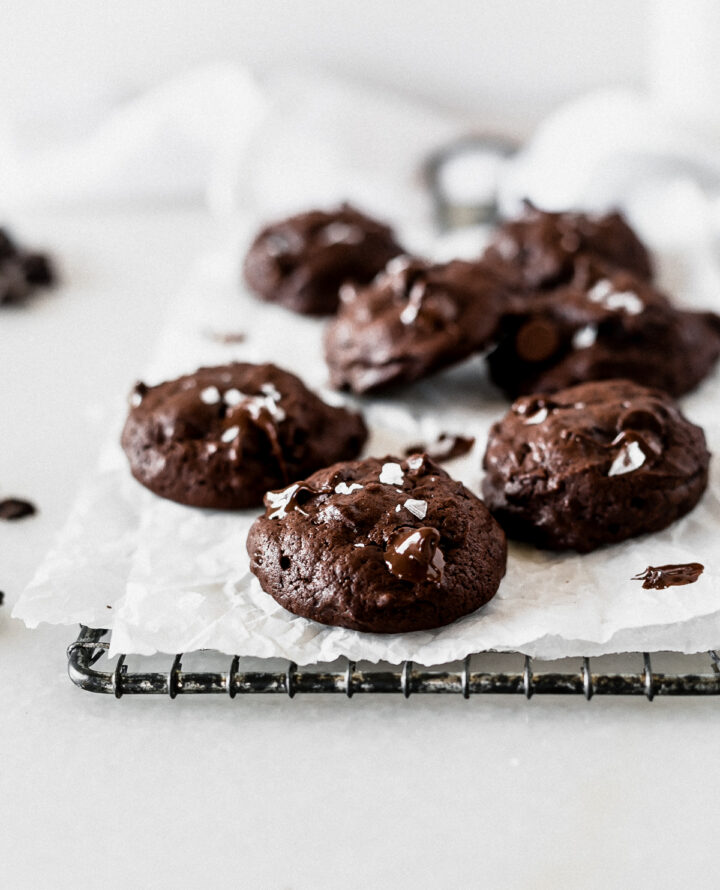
5 6 720 889
0 0 648 134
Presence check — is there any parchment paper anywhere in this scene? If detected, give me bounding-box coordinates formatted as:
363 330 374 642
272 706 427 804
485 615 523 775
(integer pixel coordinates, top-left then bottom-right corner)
14 237 720 663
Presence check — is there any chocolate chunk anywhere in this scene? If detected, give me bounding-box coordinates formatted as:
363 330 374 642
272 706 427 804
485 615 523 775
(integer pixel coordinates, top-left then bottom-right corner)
22 253 54 286
632 563 704 590
264 482 325 519
0 229 17 259
0 228 56 306
515 318 560 362
384 526 445 584
0 498 37 520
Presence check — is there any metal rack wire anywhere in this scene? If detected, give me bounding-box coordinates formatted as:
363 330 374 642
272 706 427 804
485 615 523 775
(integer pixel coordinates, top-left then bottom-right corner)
422 133 519 229
67 626 720 700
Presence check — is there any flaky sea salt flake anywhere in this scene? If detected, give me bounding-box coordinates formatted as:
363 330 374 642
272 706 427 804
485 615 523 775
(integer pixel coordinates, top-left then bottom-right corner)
404 498 428 519
608 440 646 476
379 462 404 485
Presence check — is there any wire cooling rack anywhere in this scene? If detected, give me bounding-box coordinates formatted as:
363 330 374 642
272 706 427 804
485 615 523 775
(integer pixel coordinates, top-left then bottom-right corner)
67 626 720 700
66 138 720 704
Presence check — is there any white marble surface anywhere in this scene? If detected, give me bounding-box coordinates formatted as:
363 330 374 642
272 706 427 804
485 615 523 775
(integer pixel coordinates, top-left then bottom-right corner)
1 209 719 890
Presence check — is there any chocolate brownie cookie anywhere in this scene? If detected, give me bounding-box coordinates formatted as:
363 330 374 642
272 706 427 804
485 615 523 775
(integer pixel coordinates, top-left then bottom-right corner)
483 203 652 290
325 257 509 393
486 266 720 398
121 362 367 509
247 454 507 633
0 227 55 305
482 379 710 552
243 204 403 315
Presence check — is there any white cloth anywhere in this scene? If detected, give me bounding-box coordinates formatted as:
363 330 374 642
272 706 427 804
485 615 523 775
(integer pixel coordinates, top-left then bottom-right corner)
0 63 265 215
0 63 459 231
499 87 720 308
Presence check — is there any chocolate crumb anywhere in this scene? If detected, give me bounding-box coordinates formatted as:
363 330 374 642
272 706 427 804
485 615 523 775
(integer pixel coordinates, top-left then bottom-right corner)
0 227 56 306
0 498 37 520
204 329 247 345
632 562 704 590
404 433 475 462
0 591 4 606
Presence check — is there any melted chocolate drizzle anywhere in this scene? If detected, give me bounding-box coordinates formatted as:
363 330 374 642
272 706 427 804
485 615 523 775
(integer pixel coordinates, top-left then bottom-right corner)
561 426 660 454
223 391 289 483
264 482 325 519
0 497 36 520
249 406 289 483
384 526 445 585
632 562 704 590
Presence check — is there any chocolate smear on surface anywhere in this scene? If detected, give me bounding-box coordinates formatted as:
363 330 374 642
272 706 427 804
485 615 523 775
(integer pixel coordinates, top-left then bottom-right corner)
632 562 704 590
384 526 445 585
203 329 247 344
0 498 37 520
404 433 475 462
